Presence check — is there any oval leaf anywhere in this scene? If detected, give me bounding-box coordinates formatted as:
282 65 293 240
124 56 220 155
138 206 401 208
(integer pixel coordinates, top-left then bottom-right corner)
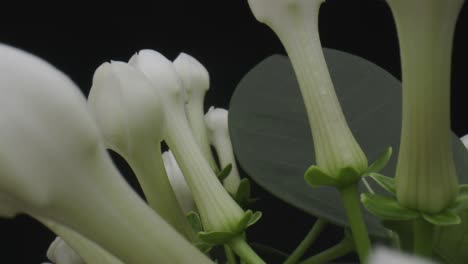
229 49 468 238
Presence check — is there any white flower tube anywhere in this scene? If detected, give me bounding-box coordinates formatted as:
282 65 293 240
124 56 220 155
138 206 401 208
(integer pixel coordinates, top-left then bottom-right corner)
0 44 212 264
129 49 244 233
173 53 218 171
205 107 241 194
162 150 196 214
247 0 368 177
88 61 194 241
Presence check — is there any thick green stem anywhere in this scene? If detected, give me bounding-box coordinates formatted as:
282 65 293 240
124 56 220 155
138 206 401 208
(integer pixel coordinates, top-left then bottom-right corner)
339 184 371 262
228 236 266 264
284 219 327 264
225 245 238 264
413 218 434 257
299 236 354 264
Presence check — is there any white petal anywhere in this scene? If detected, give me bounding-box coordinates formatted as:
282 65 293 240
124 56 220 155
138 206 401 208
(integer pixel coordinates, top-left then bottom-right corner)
460 134 468 149
47 237 85 264
173 52 209 98
368 247 437 264
88 61 163 158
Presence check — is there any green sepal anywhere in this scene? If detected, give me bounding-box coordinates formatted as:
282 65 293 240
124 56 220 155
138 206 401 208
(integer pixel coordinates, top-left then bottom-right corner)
248 211 262 227
235 210 253 233
337 166 362 187
217 164 232 182
234 178 251 208
368 173 396 195
198 231 237 245
304 165 363 189
361 193 419 221
304 165 339 187
422 211 461 226
187 211 203 233
448 185 468 212
364 147 393 175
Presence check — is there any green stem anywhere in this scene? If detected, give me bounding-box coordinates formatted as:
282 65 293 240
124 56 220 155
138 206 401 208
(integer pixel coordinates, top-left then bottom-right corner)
413 218 434 257
299 236 354 264
225 245 238 264
339 184 371 262
284 219 328 264
228 236 265 264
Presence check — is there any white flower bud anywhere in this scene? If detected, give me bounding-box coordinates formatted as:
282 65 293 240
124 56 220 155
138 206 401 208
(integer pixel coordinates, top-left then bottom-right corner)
88 61 194 241
173 53 218 171
205 107 241 194
130 49 245 233
368 247 437 264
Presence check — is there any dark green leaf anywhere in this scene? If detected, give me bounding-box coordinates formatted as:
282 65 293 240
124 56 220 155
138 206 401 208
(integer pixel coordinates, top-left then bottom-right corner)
187 211 203 233
229 49 468 237
368 173 396 195
361 193 419 221
365 147 393 174
217 164 232 182
422 211 461 226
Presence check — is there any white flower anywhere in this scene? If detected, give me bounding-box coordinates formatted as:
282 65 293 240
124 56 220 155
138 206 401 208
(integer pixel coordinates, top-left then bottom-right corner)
173 53 218 171
0 43 212 264
205 107 241 194
162 150 195 214
88 61 194 241
129 49 245 233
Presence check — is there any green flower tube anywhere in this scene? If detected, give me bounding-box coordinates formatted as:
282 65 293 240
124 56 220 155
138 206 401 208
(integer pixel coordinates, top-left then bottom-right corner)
389 0 463 213
247 0 368 177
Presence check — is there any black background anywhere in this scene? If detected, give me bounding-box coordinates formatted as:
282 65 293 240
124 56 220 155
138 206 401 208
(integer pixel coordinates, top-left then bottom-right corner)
0 0 468 263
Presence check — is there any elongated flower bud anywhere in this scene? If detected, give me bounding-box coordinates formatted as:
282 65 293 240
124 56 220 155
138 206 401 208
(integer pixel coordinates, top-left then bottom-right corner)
173 53 218 171
0 44 212 263
389 0 463 213
205 107 241 194
88 61 194 241
129 50 245 233
247 0 368 177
